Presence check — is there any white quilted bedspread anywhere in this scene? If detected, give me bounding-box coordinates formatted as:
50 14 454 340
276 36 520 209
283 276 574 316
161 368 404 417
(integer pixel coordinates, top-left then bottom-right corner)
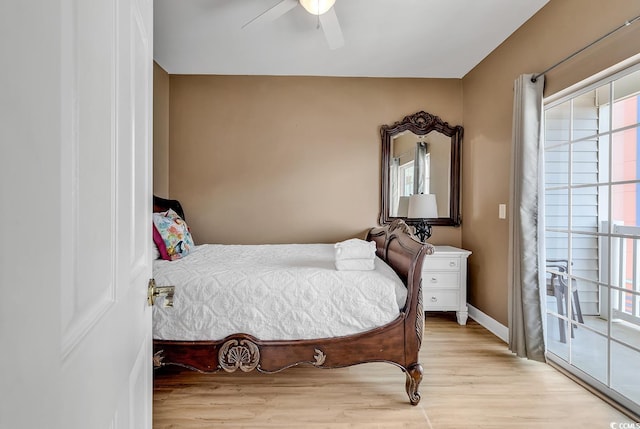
152 243 407 341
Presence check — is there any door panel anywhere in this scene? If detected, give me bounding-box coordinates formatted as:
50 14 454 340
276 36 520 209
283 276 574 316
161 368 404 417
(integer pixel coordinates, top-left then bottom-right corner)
0 0 153 427
60 0 118 358
130 0 153 281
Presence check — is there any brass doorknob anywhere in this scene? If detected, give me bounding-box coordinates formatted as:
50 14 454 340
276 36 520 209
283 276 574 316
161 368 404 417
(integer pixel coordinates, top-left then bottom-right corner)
147 279 175 307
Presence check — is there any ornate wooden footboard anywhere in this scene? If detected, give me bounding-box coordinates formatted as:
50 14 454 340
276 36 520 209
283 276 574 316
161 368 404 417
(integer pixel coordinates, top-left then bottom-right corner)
152 196 433 404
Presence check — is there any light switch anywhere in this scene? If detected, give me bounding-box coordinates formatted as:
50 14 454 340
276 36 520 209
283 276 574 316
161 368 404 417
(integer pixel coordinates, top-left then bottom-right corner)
499 204 507 219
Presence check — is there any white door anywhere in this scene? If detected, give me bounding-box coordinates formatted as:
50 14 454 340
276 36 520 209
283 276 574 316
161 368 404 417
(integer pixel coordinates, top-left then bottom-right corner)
1 0 154 428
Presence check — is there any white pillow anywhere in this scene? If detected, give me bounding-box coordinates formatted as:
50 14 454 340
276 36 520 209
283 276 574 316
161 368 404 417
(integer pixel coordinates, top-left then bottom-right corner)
152 243 161 260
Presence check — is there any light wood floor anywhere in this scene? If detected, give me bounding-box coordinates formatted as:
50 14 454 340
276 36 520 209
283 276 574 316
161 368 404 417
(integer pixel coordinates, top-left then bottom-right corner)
153 313 634 428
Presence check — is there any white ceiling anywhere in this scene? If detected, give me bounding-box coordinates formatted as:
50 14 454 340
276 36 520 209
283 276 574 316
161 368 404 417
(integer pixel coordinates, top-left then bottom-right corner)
154 0 549 78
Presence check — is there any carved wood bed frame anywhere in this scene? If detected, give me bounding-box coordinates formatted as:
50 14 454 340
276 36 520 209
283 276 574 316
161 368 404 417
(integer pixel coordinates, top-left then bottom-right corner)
152 195 432 405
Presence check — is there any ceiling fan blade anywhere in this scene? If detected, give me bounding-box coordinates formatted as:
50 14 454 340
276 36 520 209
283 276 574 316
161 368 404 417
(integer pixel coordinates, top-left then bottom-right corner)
318 7 344 50
242 0 298 29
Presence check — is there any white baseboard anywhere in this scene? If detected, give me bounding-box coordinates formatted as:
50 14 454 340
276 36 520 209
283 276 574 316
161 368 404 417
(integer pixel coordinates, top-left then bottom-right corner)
468 304 509 343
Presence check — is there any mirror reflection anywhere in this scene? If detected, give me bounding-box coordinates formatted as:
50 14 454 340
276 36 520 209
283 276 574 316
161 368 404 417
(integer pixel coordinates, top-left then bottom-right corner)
389 130 451 218
379 111 463 227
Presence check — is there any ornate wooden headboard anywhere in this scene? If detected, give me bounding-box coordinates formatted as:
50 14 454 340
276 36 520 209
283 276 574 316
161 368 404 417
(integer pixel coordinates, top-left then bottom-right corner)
366 219 433 307
153 195 186 220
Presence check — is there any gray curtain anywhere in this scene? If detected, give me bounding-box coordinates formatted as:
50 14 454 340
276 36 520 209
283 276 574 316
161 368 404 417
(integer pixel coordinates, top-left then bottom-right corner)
390 157 400 216
414 142 426 195
508 73 546 362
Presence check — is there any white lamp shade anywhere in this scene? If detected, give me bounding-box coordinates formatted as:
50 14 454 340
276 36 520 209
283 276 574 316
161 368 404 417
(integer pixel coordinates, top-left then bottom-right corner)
397 196 410 217
299 0 336 15
408 194 438 218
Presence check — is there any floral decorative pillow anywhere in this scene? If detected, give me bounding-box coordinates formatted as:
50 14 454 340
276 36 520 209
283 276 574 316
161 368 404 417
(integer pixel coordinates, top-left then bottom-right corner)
152 209 195 261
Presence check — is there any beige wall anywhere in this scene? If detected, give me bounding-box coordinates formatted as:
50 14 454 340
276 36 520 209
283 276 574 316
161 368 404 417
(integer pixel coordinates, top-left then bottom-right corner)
167 75 463 245
461 0 640 325
153 62 170 198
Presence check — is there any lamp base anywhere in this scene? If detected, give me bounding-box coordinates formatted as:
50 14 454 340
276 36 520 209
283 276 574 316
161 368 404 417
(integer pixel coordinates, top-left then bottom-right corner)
413 220 432 242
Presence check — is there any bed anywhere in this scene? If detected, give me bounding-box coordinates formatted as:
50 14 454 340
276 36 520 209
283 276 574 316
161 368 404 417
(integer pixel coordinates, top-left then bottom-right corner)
151 195 433 405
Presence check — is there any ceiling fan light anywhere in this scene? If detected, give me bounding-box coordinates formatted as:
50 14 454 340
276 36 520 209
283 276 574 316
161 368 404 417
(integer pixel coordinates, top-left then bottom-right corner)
299 0 336 16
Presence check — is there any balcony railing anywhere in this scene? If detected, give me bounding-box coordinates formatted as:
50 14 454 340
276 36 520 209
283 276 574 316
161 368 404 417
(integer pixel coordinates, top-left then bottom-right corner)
600 222 640 325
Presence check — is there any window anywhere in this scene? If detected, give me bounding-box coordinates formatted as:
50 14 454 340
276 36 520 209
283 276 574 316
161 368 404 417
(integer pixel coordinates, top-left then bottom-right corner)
543 63 640 415
399 160 414 196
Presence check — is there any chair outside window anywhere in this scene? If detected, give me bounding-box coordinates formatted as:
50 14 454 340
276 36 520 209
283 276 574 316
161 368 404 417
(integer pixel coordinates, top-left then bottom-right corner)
546 259 584 343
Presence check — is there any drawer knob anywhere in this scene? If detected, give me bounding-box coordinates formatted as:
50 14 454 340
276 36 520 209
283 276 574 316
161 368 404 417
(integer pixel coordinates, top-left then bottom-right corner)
431 296 438 302
449 261 456 267
431 277 437 283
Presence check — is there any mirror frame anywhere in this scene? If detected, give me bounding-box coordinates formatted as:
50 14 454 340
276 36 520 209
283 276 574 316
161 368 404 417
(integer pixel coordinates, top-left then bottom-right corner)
379 110 463 227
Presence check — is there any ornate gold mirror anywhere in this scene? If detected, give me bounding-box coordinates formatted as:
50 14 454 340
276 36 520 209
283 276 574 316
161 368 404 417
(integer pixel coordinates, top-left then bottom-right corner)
380 111 463 227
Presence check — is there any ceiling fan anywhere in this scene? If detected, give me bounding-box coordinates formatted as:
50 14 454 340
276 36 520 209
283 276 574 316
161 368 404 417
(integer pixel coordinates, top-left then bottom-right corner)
242 0 344 50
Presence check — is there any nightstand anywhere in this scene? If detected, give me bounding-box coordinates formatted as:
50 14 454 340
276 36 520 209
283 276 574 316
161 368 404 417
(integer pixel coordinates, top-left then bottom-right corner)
422 246 472 325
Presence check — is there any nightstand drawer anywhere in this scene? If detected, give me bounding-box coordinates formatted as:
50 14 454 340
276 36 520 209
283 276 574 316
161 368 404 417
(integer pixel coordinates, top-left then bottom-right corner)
424 290 459 309
424 257 460 271
422 272 459 288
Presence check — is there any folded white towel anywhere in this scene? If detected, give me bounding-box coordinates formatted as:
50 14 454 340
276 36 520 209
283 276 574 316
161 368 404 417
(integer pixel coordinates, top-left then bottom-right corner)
335 258 375 271
334 238 376 260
